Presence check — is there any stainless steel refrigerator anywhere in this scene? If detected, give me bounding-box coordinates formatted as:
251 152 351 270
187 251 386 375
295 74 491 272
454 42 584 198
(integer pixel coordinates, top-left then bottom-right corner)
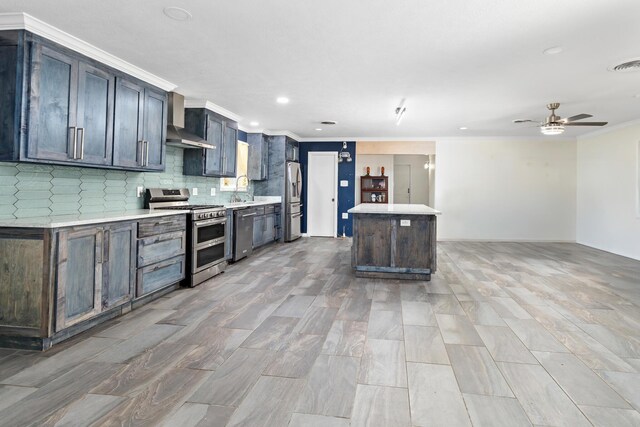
285 161 302 241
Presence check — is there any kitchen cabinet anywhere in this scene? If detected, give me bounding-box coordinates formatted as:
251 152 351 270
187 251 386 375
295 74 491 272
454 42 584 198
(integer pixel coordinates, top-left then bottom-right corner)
0 30 167 172
56 221 136 331
252 204 280 249
112 78 166 170
285 137 299 162
27 44 114 166
247 133 269 180
361 175 389 204
183 108 238 177
136 215 186 297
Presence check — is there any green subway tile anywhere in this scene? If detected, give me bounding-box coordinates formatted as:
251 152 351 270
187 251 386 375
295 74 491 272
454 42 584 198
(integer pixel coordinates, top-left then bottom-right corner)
104 186 126 195
50 185 81 195
15 190 52 200
51 177 82 186
0 186 18 196
15 181 53 192
79 205 106 213
0 194 18 204
49 203 81 214
14 207 52 218
50 194 81 203
105 171 127 180
80 182 105 191
79 197 104 206
15 198 52 209
80 168 106 176
16 163 54 173
51 168 82 178
0 204 17 215
0 213 17 220
0 165 19 176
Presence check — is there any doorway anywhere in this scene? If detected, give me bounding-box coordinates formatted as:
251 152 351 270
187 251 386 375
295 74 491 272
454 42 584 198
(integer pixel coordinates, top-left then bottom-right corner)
307 152 338 237
394 164 411 203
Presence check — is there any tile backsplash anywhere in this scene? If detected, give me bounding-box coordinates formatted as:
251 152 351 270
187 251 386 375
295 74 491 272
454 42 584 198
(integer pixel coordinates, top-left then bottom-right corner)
0 146 253 220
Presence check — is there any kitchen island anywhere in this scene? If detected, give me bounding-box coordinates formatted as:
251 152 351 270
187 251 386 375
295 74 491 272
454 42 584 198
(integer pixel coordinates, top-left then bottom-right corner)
347 204 441 280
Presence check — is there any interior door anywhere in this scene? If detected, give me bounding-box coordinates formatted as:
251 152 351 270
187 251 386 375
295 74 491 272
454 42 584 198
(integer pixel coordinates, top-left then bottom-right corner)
394 164 411 203
307 152 337 237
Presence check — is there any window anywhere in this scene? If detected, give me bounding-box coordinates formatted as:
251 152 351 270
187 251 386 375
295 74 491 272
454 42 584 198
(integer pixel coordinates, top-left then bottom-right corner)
221 141 249 192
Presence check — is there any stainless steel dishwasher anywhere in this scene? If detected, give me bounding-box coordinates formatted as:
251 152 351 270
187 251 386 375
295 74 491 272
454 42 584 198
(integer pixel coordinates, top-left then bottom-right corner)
233 208 256 261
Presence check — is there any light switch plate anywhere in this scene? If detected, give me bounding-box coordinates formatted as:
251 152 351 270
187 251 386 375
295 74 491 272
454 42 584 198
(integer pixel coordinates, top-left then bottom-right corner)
340 180 349 187
136 186 144 198
400 219 411 227
192 187 198 196
210 188 216 196
342 213 348 219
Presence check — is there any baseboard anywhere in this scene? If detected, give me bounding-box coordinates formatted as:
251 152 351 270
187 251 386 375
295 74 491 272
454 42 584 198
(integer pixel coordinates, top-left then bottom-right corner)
437 238 577 243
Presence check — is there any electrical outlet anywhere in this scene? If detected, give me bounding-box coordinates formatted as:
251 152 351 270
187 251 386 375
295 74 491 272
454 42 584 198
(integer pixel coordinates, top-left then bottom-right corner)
192 187 198 196
136 186 144 198
342 213 348 219
210 188 216 196
400 219 411 227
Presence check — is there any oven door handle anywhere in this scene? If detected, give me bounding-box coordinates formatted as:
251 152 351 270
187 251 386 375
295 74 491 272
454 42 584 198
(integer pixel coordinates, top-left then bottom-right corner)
195 236 226 249
194 218 227 227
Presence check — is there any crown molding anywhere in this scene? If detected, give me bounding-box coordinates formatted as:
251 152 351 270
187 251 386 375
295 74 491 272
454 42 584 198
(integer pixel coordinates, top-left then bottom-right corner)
578 118 640 139
298 135 575 142
183 99 243 123
261 130 302 141
0 12 177 91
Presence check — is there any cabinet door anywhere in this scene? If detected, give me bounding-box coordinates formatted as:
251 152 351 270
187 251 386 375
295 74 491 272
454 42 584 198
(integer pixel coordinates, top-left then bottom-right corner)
261 137 269 179
75 62 114 166
264 213 275 243
27 44 78 162
252 215 264 248
204 117 223 175
56 227 102 331
113 78 144 168
103 222 136 309
222 124 237 177
142 88 166 170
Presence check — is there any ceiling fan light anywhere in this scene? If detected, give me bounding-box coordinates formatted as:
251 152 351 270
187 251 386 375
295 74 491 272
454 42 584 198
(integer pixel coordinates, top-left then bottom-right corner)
541 124 565 136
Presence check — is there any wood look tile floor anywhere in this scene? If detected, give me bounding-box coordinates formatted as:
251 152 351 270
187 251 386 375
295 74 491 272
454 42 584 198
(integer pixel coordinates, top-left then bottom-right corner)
1 238 640 426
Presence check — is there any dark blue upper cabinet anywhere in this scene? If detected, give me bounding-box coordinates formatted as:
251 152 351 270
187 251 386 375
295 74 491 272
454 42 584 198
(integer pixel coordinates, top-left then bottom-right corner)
0 30 167 172
247 133 268 181
183 108 237 177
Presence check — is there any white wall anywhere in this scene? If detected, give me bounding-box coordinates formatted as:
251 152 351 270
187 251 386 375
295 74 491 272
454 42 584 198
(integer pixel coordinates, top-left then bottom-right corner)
355 154 394 204
393 155 431 205
435 138 577 241
576 122 640 260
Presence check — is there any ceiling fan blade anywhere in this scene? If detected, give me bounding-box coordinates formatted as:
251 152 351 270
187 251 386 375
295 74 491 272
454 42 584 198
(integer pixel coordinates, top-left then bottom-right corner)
513 119 539 124
564 121 608 126
560 113 592 123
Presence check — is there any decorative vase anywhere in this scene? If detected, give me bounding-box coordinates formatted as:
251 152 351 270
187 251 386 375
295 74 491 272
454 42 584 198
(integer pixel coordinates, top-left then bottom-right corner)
365 166 370 176
381 166 385 176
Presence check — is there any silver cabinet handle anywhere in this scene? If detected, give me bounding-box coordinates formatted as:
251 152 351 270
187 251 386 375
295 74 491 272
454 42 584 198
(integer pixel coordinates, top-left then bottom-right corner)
138 140 144 166
145 141 149 166
70 126 77 159
78 128 85 160
241 212 257 218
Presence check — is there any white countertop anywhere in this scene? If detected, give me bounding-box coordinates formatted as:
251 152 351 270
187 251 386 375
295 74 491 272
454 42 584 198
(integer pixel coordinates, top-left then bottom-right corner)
225 198 282 209
0 210 186 229
347 204 441 215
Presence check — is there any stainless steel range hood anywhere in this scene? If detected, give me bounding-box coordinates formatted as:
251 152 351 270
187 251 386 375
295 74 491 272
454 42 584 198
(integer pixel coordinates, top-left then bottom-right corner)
166 93 213 149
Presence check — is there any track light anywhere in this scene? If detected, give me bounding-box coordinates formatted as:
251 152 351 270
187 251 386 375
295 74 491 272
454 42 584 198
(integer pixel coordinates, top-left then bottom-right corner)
338 141 352 163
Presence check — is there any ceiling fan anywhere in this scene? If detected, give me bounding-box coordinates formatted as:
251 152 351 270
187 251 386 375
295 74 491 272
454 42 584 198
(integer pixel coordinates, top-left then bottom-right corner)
513 103 608 135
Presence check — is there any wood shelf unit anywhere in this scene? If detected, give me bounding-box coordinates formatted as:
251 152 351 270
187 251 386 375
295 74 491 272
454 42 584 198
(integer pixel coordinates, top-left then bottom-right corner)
361 175 388 203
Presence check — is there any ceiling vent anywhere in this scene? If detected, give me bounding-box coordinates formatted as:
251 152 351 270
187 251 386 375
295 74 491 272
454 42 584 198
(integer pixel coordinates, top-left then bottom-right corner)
609 58 640 72
321 121 337 125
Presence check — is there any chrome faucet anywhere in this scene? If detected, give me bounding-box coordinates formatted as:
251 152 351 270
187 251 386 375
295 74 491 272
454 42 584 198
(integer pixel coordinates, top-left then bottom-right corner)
231 175 248 203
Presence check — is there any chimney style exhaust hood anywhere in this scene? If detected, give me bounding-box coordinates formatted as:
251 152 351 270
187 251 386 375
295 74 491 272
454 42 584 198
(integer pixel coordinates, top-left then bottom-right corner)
166 93 214 149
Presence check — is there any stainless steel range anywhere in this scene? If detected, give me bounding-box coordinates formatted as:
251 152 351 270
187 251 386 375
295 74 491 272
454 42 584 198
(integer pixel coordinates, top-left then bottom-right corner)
145 188 227 287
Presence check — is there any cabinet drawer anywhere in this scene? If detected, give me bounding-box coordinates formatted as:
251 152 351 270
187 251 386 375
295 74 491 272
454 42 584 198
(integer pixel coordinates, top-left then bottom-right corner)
253 206 265 216
136 255 185 297
264 205 275 215
137 231 186 267
138 215 186 238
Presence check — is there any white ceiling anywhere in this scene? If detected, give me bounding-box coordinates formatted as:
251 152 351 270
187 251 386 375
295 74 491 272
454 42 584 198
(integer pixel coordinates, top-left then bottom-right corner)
2 0 640 139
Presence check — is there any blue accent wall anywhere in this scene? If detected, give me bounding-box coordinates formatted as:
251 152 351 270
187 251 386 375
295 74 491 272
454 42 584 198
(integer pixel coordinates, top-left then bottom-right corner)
238 130 248 142
299 141 356 236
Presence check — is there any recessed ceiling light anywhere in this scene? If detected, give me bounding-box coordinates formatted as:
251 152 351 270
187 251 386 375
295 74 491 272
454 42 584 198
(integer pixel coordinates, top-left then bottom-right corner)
459 127 468 130
609 58 640 72
543 46 563 55
276 97 289 104
315 128 323 131
249 121 259 127
163 7 192 21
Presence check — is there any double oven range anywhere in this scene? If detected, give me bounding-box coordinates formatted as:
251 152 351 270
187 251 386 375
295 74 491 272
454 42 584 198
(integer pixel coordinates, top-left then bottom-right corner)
145 188 227 287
